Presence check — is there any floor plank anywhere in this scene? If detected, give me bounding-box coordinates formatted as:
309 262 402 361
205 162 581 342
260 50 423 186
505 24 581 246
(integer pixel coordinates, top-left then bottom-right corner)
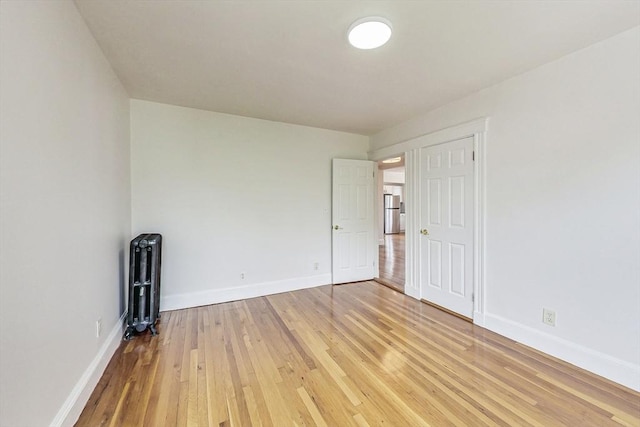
76 282 640 426
377 233 405 293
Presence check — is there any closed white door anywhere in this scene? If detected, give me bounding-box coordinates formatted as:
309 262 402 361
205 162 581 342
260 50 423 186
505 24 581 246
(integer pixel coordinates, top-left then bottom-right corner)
420 137 474 318
332 159 376 284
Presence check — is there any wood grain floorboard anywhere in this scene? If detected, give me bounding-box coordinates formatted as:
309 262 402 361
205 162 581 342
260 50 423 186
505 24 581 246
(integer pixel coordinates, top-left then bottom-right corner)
377 233 405 293
76 281 640 426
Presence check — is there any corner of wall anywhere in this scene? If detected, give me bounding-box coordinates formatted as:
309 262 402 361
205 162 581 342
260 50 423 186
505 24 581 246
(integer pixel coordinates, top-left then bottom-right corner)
50 314 126 427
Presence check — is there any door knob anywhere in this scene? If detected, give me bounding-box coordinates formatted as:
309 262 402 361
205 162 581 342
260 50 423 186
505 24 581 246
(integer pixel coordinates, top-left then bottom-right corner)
420 229 429 235
333 225 342 230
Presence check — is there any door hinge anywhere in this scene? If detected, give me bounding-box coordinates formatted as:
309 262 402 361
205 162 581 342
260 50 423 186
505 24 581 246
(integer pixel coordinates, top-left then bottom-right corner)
472 151 475 161
471 293 475 303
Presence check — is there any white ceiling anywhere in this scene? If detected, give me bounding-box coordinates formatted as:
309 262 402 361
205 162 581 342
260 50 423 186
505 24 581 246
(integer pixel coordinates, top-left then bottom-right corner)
74 1 640 135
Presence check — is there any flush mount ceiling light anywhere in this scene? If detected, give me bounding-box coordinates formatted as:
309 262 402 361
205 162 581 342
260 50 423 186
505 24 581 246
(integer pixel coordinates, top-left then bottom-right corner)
382 157 402 164
348 17 392 49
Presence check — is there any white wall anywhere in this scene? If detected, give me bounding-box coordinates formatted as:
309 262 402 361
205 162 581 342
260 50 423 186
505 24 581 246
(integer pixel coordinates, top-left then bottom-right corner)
0 2 131 426
131 100 368 310
371 27 640 390
383 169 405 184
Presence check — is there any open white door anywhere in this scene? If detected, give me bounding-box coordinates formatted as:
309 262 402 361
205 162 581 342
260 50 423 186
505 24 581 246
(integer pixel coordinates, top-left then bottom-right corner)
419 137 474 318
332 159 376 284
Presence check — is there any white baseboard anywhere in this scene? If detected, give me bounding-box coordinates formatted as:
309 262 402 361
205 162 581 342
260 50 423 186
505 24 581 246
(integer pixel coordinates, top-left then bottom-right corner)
50 313 126 427
483 313 640 392
160 274 332 312
404 283 420 300
472 311 486 328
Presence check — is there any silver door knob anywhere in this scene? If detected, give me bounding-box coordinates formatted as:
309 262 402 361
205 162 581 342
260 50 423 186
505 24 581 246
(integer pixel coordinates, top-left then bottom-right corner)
420 229 429 235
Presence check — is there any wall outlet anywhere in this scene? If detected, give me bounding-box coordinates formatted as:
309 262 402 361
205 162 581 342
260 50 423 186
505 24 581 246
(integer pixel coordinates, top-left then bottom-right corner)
313 262 319 271
542 308 556 327
240 272 245 280
96 318 102 338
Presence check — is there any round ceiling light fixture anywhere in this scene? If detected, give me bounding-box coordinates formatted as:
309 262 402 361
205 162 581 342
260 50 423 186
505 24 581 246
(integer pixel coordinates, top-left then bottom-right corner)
348 17 392 50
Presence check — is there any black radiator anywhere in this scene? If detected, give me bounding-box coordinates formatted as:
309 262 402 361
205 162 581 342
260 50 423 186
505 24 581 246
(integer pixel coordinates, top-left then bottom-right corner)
124 233 162 340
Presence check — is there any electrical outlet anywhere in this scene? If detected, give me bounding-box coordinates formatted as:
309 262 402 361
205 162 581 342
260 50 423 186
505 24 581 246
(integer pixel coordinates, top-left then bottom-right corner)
240 272 246 280
96 318 102 338
542 308 556 327
313 262 319 271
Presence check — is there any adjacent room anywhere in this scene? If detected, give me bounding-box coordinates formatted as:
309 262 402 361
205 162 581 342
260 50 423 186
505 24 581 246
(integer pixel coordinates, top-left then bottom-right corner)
1 1 639 426
377 156 406 293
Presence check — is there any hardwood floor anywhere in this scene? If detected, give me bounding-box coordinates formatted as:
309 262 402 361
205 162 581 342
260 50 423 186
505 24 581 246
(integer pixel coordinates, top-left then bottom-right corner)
76 282 640 427
377 233 405 293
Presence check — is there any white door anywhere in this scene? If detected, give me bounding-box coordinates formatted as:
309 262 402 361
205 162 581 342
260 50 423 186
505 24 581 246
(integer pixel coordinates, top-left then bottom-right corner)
332 159 376 284
420 137 474 318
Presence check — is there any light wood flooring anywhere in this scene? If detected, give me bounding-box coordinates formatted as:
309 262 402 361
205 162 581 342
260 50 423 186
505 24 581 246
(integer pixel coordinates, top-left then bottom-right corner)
377 233 405 293
76 281 639 426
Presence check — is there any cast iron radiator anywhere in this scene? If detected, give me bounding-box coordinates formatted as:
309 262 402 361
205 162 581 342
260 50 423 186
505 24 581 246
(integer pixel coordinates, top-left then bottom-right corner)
124 233 162 340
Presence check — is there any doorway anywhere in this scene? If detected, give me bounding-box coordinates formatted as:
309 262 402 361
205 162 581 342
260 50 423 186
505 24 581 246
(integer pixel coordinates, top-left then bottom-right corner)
376 156 405 293
369 117 487 323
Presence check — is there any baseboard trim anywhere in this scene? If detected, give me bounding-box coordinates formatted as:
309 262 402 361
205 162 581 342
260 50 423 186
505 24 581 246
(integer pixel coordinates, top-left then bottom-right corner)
50 312 126 427
472 310 486 327
483 313 640 392
160 274 332 312
403 283 420 301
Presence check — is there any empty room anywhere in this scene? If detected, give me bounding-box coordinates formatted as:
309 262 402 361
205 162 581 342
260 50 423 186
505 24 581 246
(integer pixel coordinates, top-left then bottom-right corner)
1 1 639 426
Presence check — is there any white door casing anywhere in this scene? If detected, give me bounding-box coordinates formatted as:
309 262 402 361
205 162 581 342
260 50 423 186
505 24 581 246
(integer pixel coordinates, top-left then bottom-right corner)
420 137 474 318
368 117 487 324
332 159 376 284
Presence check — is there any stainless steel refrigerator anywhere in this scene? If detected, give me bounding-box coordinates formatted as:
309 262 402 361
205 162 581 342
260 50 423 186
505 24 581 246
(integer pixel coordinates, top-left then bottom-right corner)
384 194 401 234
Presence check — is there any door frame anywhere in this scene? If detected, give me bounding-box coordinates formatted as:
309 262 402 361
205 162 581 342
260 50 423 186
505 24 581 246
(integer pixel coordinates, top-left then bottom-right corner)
369 118 488 326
